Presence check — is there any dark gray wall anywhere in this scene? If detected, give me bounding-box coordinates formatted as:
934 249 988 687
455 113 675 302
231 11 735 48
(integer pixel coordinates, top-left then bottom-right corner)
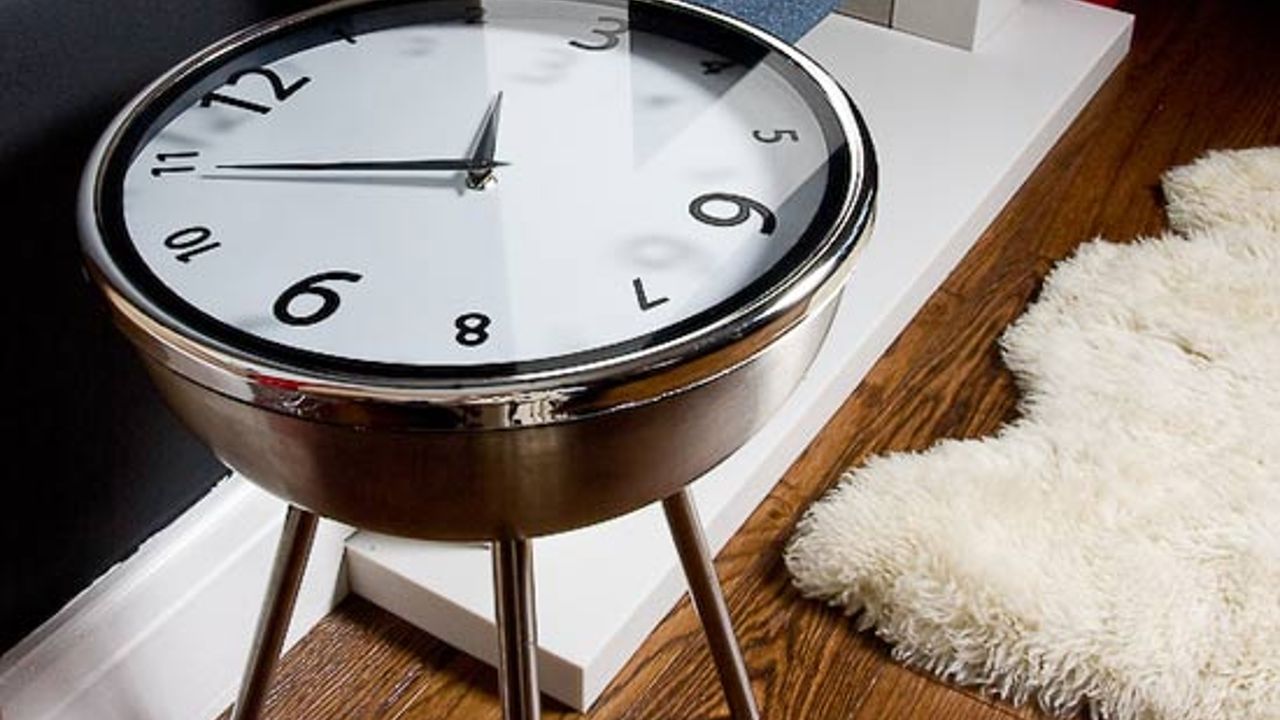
0 0 322 653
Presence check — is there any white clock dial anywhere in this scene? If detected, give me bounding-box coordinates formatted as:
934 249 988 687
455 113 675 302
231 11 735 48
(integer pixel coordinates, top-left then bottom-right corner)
101 0 854 373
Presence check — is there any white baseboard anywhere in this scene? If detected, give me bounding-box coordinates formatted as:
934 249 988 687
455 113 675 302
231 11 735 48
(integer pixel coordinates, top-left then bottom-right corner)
347 1 1135 711
0 477 352 720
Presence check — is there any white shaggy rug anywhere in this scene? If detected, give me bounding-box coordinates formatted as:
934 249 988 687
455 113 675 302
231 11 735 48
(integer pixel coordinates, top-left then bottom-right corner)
784 147 1280 720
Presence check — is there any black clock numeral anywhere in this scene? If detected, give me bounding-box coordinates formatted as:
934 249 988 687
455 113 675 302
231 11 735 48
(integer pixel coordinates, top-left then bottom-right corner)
700 59 737 75
333 26 358 44
689 192 777 235
163 226 221 263
752 129 799 144
569 16 628 51
151 151 199 177
632 277 669 311
273 271 363 327
200 67 312 115
455 312 492 346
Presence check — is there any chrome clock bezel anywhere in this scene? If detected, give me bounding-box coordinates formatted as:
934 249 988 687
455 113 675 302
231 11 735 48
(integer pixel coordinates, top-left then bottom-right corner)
78 0 877 431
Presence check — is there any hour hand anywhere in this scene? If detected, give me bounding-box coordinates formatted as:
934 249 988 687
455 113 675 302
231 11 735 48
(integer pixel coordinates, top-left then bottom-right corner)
214 158 509 172
465 92 504 190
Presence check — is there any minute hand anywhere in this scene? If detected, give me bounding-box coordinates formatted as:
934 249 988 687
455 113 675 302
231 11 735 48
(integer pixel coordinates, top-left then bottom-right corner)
215 158 509 172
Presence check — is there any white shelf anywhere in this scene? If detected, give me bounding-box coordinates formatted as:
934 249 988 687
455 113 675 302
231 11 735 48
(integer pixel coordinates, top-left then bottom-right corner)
347 1 1134 711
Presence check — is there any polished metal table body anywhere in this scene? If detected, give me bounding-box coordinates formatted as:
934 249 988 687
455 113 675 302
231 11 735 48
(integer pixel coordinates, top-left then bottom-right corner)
77 1 876 717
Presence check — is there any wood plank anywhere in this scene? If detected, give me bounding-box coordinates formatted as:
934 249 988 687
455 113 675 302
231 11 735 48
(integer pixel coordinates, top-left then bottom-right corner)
852 663 1024 720
227 1 1280 718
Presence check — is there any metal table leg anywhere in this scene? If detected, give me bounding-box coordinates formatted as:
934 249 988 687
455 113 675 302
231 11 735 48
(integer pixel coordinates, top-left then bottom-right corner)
663 489 760 720
231 505 318 720
492 537 541 719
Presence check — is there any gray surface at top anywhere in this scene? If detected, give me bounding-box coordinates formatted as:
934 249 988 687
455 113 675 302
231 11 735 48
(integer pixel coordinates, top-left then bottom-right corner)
689 0 842 42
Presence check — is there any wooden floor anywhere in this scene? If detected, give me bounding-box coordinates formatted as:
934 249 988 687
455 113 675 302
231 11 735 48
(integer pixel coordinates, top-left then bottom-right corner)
230 1 1280 718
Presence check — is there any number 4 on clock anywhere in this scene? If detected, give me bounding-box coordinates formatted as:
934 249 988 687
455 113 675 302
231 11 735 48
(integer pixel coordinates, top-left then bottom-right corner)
701 59 737 75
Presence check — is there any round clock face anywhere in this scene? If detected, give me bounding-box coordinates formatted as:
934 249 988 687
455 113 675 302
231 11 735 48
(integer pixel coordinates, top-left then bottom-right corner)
91 0 863 380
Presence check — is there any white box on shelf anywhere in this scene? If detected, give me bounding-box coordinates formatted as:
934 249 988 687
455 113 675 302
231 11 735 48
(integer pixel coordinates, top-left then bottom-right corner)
838 0 894 26
840 0 1024 49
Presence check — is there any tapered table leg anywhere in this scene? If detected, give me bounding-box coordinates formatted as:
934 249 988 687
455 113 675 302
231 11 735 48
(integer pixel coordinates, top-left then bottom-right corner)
230 505 318 720
663 489 760 720
492 537 541 719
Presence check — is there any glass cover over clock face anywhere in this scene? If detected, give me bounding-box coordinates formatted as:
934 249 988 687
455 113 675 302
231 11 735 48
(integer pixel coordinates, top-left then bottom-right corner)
96 0 857 379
